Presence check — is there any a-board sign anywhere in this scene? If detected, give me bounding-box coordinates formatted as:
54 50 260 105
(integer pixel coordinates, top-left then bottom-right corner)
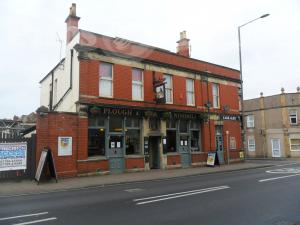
35 149 57 184
207 152 220 167
207 152 216 166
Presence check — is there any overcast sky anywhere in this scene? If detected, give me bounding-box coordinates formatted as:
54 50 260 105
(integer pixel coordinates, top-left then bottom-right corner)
0 0 299 119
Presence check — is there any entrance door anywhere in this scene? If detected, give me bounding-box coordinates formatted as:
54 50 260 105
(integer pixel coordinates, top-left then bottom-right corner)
107 135 125 173
179 136 191 168
149 137 160 169
215 126 225 164
271 138 281 158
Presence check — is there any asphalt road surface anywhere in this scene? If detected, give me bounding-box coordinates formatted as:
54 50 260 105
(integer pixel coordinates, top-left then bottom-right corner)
1 162 300 225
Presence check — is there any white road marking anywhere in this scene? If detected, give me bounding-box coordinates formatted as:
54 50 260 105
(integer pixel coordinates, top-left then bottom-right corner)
12 217 57 225
266 167 300 174
273 162 300 167
134 186 230 205
259 174 300 182
0 212 48 221
124 188 144 193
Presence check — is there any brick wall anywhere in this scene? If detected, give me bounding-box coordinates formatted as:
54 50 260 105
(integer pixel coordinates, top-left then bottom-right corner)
79 30 240 80
125 157 145 170
36 112 88 178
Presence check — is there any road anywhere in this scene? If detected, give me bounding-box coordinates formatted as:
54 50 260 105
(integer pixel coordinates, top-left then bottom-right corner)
1 161 300 225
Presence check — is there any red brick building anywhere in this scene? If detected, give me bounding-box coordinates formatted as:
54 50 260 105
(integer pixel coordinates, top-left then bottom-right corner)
38 4 242 178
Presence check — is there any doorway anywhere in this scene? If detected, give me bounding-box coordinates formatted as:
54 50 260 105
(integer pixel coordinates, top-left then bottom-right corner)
215 125 225 164
149 136 160 169
271 138 281 158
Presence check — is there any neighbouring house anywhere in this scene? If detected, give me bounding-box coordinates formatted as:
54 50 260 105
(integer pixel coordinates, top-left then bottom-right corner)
37 3 242 178
0 113 36 139
244 88 300 158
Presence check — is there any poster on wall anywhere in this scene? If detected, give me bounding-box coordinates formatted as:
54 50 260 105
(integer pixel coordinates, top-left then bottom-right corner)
0 142 27 171
58 137 72 156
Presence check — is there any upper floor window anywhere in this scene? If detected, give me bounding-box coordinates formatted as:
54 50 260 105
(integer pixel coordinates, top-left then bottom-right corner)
132 68 143 101
186 79 195 106
289 109 297 125
246 115 255 128
212 83 220 108
164 74 173 104
99 62 113 97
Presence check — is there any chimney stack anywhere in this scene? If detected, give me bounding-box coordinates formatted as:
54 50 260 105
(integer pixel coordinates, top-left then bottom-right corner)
176 31 190 57
65 3 80 44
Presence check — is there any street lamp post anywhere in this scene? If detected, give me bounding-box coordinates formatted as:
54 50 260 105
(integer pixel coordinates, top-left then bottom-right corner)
238 14 270 158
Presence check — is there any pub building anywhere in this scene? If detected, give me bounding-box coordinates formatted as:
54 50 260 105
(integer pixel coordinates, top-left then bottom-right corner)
36 4 243 178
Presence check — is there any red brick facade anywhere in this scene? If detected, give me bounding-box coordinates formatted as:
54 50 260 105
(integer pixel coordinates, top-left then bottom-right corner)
37 4 243 178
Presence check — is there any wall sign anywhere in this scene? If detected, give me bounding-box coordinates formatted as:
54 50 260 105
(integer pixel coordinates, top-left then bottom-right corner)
58 137 72 156
221 115 241 121
0 142 27 171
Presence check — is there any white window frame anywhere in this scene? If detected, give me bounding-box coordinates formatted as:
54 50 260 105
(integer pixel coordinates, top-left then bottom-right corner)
132 68 144 101
246 115 255 128
186 78 195 106
289 109 297 125
290 138 300 151
247 136 255 151
164 74 173 104
212 83 220 108
99 62 113 98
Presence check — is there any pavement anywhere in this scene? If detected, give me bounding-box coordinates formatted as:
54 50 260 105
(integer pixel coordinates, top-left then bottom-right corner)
0 159 282 197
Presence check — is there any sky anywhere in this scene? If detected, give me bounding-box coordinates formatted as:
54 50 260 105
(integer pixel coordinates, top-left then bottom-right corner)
0 0 299 119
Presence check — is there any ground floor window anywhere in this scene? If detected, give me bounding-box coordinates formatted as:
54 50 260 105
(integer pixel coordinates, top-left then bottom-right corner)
166 130 177 153
191 131 200 151
126 129 141 154
88 129 106 156
247 136 255 151
290 139 300 151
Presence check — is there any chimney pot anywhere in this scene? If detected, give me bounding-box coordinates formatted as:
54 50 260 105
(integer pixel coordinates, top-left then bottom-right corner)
281 87 285 94
260 92 263 97
176 31 190 57
297 87 300 93
69 3 76 16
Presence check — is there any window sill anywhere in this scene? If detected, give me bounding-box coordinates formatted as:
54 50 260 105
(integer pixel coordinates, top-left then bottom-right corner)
166 152 180 156
191 151 204 154
125 154 144 158
78 156 107 162
99 95 113 99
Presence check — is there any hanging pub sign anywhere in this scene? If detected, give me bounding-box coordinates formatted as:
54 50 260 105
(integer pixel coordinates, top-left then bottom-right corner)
153 75 166 104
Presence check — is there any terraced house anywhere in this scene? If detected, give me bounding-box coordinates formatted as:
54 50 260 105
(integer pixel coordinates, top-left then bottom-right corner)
244 88 300 158
37 4 242 177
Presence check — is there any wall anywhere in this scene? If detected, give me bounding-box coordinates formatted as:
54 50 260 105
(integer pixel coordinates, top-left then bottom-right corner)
36 112 81 178
40 32 80 113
